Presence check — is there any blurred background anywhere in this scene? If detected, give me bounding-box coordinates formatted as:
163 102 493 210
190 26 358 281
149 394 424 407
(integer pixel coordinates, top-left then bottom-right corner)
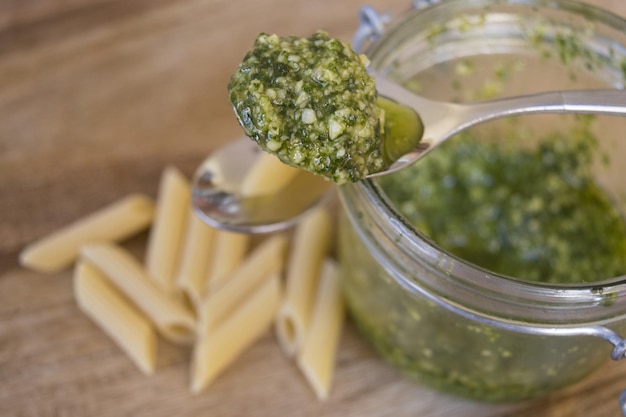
2 1 626 416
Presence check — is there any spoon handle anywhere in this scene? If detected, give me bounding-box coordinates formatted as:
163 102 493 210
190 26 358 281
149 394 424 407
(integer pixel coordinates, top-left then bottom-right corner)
371 72 626 177
465 89 626 122
374 72 626 148
560 89 626 114
440 89 626 145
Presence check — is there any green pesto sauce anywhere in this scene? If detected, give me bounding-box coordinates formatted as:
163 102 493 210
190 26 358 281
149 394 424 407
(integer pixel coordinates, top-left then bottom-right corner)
228 31 386 184
378 127 626 284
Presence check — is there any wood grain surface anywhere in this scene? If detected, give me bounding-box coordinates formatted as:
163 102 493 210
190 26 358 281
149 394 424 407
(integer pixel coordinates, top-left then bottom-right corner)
2 0 626 416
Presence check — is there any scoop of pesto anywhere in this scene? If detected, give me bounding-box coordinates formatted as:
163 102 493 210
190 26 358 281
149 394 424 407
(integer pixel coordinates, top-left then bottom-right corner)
228 31 385 184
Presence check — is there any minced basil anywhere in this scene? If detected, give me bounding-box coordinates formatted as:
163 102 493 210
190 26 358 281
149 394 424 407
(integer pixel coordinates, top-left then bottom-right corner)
228 31 386 184
379 125 626 284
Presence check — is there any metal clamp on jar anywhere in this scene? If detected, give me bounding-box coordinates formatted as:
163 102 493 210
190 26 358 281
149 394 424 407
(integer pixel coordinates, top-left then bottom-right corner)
343 0 626 413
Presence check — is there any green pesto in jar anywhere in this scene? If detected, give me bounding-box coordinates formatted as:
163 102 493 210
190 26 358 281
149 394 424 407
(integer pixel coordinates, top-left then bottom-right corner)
338 2 626 403
378 124 626 284
342 118 626 402
229 31 386 184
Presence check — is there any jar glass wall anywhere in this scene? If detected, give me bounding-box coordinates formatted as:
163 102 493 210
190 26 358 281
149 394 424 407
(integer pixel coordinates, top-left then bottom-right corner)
339 0 626 403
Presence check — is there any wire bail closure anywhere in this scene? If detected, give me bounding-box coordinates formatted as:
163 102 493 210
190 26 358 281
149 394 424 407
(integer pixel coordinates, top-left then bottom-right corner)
352 0 440 52
352 6 390 52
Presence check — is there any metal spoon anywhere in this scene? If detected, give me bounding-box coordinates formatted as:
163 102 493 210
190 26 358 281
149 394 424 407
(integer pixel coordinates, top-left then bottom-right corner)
193 75 626 233
191 138 332 234
368 72 626 177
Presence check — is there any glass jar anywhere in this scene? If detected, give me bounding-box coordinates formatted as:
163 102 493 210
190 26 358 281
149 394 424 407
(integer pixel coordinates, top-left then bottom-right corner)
339 0 626 405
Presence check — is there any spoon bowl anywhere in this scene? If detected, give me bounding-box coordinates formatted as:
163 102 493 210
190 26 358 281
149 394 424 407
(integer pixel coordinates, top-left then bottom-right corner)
192 138 333 234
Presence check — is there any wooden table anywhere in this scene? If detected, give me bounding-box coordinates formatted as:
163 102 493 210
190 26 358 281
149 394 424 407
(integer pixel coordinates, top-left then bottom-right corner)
2 0 626 416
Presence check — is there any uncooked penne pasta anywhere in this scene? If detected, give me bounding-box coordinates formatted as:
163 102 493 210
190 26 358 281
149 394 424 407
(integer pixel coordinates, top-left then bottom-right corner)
275 207 332 356
145 166 190 294
297 259 344 401
191 273 281 393
176 211 217 311
81 242 196 345
240 152 300 197
206 231 250 292
74 260 157 375
198 234 287 334
19 194 154 273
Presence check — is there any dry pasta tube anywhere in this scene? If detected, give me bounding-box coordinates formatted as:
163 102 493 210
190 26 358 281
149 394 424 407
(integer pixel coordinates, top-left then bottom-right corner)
297 259 344 401
239 152 300 197
81 242 196 345
198 234 287 335
206 231 250 293
145 166 190 294
191 273 281 393
19 194 154 273
275 207 332 356
176 211 217 312
74 260 157 375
